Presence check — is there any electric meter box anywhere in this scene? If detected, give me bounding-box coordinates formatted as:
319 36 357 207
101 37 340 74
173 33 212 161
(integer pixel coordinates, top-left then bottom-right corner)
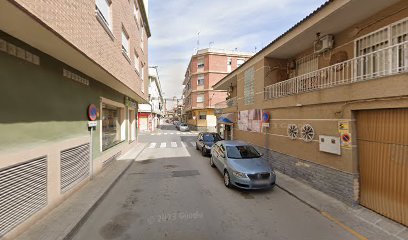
319 135 341 155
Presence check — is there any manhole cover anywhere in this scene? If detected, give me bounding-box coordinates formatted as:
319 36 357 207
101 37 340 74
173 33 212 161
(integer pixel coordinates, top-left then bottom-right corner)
171 170 200 177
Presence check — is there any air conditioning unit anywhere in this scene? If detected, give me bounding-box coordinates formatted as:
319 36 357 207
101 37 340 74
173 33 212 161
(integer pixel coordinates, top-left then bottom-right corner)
314 35 334 54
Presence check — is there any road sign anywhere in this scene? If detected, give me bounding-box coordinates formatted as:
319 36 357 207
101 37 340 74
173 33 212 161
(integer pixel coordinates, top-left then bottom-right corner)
88 104 98 121
262 112 270 123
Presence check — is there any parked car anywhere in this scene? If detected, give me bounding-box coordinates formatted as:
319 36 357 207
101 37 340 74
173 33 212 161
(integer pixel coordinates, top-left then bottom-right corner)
196 132 223 156
210 141 276 189
179 123 189 132
175 121 181 130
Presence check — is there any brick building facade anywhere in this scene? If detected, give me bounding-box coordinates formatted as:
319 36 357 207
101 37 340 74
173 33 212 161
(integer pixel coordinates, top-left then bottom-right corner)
182 48 252 131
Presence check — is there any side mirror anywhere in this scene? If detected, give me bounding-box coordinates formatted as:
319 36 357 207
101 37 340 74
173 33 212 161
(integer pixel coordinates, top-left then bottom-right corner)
260 153 264 157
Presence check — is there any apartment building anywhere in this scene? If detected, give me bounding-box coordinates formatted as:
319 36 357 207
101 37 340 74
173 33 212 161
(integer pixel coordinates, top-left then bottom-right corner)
214 0 408 227
182 48 252 131
0 0 150 238
138 66 164 131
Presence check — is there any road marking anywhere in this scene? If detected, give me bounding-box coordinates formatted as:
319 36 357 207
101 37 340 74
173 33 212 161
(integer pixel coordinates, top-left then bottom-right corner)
171 142 177 148
190 142 195 147
157 133 162 135
160 142 166 148
148 143 156 149
321 211 367 240
170 133 174 135
181 142 186 148
164 133 168 135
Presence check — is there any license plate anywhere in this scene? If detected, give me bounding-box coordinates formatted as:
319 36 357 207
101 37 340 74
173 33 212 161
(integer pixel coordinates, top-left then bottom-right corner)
255 180 270 185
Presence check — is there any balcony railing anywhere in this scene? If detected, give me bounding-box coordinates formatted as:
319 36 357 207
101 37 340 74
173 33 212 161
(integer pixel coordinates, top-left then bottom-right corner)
214 97 237 109
264 41 408 100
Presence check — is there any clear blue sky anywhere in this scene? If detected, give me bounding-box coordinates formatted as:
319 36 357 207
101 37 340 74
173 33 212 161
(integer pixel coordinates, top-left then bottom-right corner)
148 0 327 100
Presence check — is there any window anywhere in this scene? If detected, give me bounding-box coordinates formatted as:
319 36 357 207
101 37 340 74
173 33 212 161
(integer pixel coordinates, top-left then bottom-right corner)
133 1 139 25
227 57 232 73
122 27 130 56
244 67 255 105
102 103 124 151
226 145 261 159
296 54 318 76
197 58 204 69
134 51 140 73
199 111 206 120
96 0 112 29
196 93 204 103
197 74 204 85
141 63 145 92
140 24 144 50
237 58 245 67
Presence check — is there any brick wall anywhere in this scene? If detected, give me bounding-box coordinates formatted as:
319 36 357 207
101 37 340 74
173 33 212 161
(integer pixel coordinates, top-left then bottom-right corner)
15 0 148 99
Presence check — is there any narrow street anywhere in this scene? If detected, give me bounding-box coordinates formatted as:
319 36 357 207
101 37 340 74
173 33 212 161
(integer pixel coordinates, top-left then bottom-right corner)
73 123 356 240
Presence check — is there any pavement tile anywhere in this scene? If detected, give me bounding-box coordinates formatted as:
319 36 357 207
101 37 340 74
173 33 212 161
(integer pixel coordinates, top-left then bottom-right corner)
356 208 384 224
397 228 408 240
275 171 402 240
375 217 407 235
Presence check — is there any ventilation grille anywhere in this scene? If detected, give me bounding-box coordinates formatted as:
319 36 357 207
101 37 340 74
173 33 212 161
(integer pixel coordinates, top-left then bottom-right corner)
60 143 90 193
102 151 121 168
0 157 48 237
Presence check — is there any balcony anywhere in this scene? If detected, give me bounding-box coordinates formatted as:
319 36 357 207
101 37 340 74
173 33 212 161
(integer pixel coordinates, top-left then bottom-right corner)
264 41 408 100
214 97 237 113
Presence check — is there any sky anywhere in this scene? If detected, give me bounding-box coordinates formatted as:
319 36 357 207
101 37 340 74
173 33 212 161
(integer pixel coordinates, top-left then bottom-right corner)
148 0 327 101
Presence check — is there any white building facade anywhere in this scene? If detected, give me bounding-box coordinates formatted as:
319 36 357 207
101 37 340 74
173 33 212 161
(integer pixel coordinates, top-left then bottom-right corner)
138 67 164 131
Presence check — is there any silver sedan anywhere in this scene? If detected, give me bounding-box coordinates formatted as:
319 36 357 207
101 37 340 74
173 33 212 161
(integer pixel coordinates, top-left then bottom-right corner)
210 140 276 189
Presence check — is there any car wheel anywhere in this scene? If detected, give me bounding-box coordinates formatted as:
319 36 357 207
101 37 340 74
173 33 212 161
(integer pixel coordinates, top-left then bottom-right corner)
196 143 199 150
201 147 206 156
224 171 231 188
210 156 215 168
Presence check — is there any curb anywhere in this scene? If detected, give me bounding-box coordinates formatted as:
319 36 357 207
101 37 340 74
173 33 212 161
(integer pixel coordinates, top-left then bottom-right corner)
64 143 147 240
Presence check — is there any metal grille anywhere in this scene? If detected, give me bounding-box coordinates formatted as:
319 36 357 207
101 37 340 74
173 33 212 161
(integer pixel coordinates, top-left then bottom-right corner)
60 144 90 193
244 67 255 105
247 173 270 180
102 151 121 168
296 54 318 76
0 157 47 237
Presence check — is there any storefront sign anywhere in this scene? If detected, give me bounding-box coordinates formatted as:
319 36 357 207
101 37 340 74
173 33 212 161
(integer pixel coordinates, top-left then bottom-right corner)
88 104 98 121
125 96 138 108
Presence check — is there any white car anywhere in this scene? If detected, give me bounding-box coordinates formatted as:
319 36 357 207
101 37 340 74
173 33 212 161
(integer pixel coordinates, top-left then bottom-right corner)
179 123 189 132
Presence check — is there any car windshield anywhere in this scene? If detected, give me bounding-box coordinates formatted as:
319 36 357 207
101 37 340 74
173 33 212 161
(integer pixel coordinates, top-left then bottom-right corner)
226 145 261 159
181 124 187 126
203 134 222 142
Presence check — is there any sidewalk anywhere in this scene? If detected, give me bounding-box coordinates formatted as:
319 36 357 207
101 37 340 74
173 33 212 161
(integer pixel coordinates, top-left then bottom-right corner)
16 143 147 240
275 171 408 240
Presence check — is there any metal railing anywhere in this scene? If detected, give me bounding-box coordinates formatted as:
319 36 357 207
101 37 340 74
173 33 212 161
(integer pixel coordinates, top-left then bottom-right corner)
214 97 237 109
264 41 408 100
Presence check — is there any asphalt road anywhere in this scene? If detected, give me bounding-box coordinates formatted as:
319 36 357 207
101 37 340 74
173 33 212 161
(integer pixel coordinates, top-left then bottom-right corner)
73 123 356 240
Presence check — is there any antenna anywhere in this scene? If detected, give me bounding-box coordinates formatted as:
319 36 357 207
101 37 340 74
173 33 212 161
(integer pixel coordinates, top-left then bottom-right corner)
197 32 200 51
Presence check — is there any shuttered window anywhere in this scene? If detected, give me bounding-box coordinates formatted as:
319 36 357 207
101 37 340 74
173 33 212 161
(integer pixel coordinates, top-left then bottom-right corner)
0 157 47 236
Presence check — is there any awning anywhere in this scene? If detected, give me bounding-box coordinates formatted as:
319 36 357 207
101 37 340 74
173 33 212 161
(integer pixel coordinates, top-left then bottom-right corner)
217 113 234 124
